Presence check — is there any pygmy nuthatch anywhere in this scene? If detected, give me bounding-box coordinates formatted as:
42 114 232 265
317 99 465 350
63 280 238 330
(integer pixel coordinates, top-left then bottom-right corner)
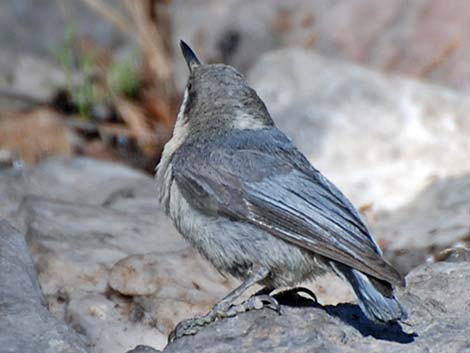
156 41 407 341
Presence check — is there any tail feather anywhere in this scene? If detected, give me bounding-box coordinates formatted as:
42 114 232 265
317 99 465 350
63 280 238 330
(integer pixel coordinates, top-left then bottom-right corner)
333 263 407 323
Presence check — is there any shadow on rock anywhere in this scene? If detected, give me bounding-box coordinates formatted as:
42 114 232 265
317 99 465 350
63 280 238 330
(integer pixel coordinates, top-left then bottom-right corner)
324 303 416 344
274 290 416 344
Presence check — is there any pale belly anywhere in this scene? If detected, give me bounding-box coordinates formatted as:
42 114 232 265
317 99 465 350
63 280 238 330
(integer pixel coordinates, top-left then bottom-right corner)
167 181 328 288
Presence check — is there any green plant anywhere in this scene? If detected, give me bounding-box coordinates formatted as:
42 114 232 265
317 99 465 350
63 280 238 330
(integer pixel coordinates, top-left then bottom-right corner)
108 55 141 98
53 26 102 117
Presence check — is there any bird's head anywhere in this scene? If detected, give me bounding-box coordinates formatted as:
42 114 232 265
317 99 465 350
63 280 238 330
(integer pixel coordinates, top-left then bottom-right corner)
177 40 273 135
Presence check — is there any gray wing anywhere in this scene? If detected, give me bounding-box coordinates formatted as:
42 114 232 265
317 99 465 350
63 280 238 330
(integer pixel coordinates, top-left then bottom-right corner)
172 129 404 286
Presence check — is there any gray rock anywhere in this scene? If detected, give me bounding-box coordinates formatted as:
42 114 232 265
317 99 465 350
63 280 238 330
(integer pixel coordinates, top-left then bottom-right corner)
248 49 470 213
15 194 183 352
0 156 187 352
0 51 67 109
153 261 470 353
0 0 129 59
65 291 167 353
377 174 470 250
0 157 156 224
0 220 89 353
375 174 470 274
108 249 239 334
0 157 236 351
170 0 284 89
17 195 185 296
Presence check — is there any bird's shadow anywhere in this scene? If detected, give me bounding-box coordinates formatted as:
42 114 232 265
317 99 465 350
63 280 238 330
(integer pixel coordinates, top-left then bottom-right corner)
273 290 417 344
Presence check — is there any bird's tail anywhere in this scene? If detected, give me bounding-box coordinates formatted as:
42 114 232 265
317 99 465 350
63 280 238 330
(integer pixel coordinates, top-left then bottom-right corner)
332 262 407 323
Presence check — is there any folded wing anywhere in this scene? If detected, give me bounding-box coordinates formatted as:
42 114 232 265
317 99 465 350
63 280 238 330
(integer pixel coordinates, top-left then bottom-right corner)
172 129 404 286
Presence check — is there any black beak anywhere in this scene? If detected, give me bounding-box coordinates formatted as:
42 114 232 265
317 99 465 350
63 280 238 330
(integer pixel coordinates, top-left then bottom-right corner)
180 40 201 72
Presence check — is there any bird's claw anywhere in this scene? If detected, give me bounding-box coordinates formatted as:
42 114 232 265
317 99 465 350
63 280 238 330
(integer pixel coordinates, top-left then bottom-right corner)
224 294 281 316
168 314 213 343
168 294 281 342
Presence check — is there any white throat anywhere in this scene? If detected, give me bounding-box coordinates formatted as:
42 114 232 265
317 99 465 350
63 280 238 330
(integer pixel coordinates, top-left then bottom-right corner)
155 88 190 209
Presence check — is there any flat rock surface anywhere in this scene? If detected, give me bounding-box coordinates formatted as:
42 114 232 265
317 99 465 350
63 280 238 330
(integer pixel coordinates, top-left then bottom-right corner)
0 157 157 225
152 261 470 353
0 220 89 353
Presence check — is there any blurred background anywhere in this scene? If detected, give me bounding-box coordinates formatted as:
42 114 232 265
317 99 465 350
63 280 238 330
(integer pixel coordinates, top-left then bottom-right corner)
1 1 469 352
1 0 470 173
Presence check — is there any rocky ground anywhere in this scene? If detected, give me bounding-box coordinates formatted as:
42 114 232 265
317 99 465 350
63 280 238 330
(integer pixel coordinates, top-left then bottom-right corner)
140 260 470 353
1 1 470 353
1 53 469 349
0 155 469 352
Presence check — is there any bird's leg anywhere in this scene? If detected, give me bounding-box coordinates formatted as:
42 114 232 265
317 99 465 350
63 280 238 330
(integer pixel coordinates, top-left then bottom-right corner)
168 265 280 342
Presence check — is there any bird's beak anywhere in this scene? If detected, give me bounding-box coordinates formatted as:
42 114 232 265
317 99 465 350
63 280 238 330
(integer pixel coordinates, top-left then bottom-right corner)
180 40 201 72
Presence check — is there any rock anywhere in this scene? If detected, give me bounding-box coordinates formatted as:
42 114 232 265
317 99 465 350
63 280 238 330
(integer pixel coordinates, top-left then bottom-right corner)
0 51 67 109
14 193 184 352
247 49 470 212
0 156 189 352
0 148 16 169
0 0 129 59
152 261 470 353
247 49 470 273
0 156 243 352
108 249 239 334
172 0 470 92
66 292 167 353
0 220 89 353
0 157 156 223
17 195 185 295
374 174 470 274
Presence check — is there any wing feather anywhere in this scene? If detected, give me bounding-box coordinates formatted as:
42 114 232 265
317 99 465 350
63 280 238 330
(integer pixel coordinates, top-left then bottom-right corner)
172 129 404 286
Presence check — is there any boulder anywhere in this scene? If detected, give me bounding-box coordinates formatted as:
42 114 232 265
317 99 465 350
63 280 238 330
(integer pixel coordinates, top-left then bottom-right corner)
0 220 89 353
248 49 470 213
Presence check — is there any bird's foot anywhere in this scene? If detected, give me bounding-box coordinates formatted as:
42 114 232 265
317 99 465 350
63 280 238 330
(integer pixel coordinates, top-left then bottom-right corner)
168 294 281 342
222 294 281 317
168 313 215 343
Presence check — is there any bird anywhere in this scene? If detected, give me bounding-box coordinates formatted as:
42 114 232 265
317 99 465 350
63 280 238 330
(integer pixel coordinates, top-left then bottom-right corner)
156 40 407 342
